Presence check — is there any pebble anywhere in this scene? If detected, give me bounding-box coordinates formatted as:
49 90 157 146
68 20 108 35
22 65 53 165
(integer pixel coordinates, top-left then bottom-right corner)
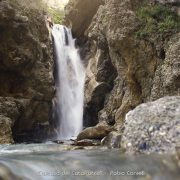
127 142 132 147
149 126 154 132
159 131 166 136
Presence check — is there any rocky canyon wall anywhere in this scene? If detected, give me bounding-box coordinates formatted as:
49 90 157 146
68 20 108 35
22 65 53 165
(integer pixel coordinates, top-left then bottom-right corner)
0 0 54 143
64 0 180 128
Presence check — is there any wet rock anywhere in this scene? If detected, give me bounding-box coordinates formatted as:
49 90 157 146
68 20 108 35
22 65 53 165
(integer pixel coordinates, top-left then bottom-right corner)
77 122 115 141
101 131 121 148
53 140 64 144
121 96 180 153
73 139 101 146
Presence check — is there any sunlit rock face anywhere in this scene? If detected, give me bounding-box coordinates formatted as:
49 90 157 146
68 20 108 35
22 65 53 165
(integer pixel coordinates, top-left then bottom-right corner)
0 0 54 143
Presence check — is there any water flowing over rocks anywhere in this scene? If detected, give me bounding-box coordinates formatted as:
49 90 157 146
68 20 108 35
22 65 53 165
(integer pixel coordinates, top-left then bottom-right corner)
52 25 85 140
0 145 180 180
0 0 54 143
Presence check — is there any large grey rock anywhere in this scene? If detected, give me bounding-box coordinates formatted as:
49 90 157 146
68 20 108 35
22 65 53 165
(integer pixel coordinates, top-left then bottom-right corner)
121 96 180 153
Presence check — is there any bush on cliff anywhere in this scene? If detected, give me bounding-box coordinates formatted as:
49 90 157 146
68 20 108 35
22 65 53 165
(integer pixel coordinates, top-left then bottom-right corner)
136 4 180 38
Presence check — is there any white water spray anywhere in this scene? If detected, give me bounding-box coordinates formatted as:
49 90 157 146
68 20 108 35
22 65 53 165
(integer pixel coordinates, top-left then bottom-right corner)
52 24 85 139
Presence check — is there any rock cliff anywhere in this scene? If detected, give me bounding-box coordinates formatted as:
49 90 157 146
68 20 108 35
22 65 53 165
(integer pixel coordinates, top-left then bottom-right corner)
64 0 180 127
0 0 54 143
64 0 180 151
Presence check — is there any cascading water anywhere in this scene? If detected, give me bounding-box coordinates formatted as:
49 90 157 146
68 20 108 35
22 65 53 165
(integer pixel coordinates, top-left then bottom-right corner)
52 24 85 140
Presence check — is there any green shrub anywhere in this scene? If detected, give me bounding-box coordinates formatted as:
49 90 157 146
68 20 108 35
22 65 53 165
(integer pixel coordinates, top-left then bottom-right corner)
47 8 64 24
136 4 180 38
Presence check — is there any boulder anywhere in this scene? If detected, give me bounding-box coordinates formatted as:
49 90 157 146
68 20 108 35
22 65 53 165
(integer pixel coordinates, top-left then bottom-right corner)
73 139 101 146
77 122 115 141
121 96 180 153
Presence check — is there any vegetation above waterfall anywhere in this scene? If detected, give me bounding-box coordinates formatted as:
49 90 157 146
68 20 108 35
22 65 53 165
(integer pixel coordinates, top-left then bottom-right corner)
136 3 180 38
47 8 64 24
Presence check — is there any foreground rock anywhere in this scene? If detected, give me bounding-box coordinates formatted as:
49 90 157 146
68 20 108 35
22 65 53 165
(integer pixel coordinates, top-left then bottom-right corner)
101 131 121 149
73 139 101 146
0 0 54 143
77 122 115 141
121 96 180 153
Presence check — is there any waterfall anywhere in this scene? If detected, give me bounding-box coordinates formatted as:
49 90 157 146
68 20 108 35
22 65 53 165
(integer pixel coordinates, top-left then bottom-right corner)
52 24 85 140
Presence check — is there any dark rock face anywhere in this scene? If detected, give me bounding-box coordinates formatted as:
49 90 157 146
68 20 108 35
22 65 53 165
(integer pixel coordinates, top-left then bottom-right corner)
121 96 180 153
0 0 54 143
